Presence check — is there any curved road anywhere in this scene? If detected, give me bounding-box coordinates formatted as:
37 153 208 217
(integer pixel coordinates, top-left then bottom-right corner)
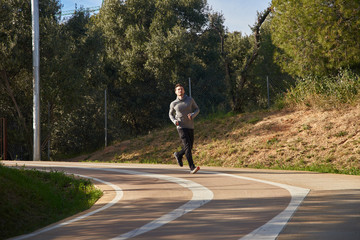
3 161 360 240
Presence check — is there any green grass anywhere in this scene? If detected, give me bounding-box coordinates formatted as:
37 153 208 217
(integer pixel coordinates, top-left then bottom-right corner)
0 164 103 239
267 162 360 175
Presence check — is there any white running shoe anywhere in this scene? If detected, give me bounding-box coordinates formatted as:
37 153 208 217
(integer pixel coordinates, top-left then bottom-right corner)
190 166 200 174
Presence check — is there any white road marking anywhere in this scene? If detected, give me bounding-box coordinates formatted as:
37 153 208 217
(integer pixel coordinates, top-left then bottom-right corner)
201 171 310 240
107 168 214 240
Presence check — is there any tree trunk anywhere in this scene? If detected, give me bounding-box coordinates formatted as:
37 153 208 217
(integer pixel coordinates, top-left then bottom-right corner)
232 7 272 112
0 70 32 154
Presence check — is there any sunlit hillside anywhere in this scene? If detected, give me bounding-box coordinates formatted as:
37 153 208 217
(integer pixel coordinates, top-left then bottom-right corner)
69 105 360 175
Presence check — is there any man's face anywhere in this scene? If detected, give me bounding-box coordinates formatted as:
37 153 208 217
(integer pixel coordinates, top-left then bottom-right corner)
175 86 185 98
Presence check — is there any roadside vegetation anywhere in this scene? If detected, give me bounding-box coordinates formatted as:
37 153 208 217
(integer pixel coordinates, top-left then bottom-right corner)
0 164 103 239
282 69 360 109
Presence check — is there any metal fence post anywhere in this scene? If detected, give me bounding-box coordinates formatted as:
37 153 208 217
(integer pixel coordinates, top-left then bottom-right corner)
105 89 108 147
1 118 6 160
267 76 270 108
189 77 192 98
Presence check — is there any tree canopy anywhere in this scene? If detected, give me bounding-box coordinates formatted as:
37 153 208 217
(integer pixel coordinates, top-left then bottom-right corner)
271 0 360 77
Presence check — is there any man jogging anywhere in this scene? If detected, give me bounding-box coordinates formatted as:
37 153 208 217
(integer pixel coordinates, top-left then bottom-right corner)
169 83 200 174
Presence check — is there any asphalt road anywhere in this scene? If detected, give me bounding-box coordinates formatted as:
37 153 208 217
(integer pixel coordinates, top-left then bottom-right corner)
3 161 360 240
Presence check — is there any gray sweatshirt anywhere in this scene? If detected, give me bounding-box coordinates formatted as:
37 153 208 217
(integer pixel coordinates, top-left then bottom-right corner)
169 95 200 129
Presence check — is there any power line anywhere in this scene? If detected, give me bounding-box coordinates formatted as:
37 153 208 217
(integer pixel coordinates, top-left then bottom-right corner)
57 5 100 22
60 6 100 16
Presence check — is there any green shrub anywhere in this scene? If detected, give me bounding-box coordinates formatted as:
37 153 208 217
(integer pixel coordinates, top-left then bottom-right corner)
282 69 360 108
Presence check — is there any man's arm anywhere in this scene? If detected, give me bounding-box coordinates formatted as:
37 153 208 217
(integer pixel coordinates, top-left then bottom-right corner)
189 99 200 119
169 103 178 125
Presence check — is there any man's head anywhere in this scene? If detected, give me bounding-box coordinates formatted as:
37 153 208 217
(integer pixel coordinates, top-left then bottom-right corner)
175 83 185 99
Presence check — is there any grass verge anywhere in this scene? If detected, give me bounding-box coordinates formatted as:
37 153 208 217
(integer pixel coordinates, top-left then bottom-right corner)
0 164 103 239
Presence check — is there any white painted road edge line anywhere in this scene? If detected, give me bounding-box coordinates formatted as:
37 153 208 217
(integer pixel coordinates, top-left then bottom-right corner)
202 171 310 240
12 173 124 240
6 163 214 240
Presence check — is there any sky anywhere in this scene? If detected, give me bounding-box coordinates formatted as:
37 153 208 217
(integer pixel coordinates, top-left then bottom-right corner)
60 0 271 35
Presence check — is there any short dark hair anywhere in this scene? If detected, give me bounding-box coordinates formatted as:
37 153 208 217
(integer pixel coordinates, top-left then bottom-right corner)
175 83 183 90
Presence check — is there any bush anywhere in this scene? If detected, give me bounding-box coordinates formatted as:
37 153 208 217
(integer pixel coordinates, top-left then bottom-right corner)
282 69 360 109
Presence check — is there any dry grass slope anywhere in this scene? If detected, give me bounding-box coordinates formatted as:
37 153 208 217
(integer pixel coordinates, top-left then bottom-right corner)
69 105 360 175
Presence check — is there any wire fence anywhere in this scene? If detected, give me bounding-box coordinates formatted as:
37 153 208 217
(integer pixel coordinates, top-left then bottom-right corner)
265 74 295 108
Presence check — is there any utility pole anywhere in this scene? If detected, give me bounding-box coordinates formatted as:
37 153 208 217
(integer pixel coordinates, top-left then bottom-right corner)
32 0 41 161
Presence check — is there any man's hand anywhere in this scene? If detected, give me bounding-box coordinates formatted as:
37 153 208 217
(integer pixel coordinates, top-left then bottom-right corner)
187 114 192 120
176 121 179 126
